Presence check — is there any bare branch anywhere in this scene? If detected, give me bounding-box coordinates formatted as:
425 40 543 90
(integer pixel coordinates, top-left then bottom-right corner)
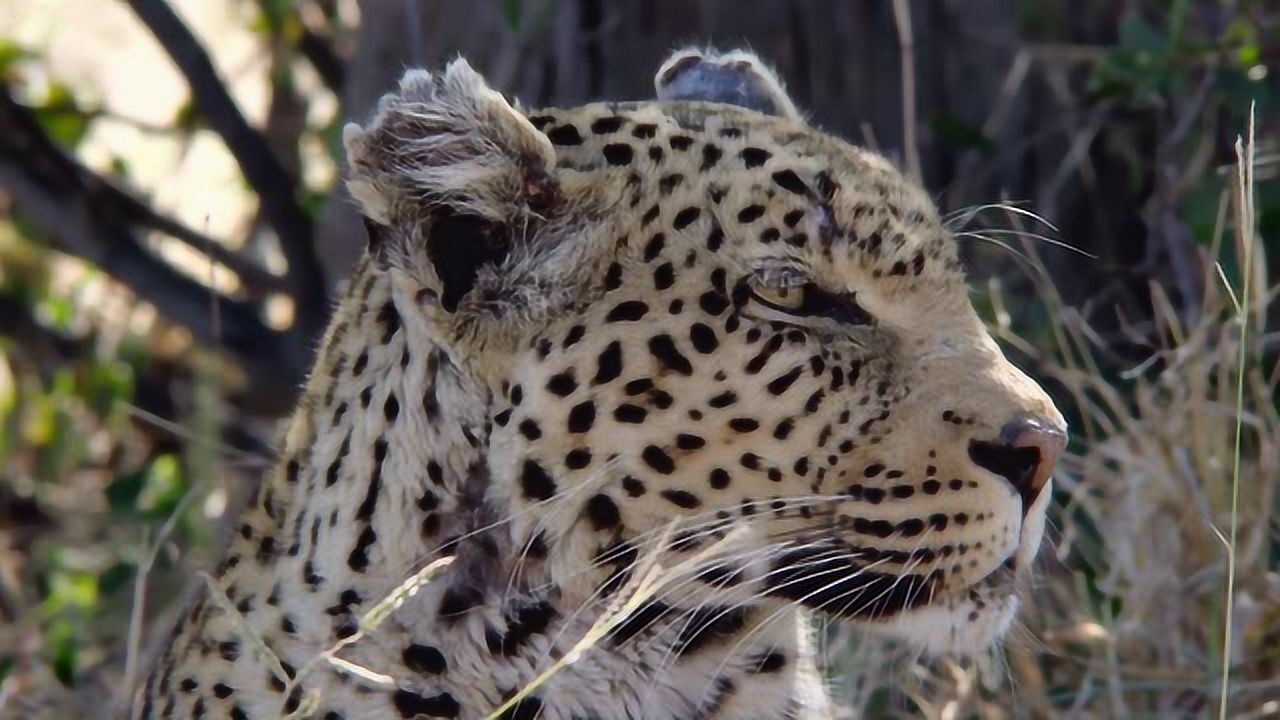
124 0 328 328
299 28 347 94
0 84 306 413
891 0 922 184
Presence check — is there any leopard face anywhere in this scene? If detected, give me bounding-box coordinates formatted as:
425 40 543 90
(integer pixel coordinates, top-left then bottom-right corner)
345 57 1065 659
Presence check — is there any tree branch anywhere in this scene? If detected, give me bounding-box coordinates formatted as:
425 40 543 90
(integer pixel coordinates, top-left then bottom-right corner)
299 28 347 94
124 0 328 332
0 84 306 414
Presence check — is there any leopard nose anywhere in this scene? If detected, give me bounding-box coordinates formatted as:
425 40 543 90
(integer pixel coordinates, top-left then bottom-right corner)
968 417 1066 512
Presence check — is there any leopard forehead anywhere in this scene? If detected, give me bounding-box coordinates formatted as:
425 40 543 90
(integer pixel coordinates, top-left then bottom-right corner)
522 100 968 318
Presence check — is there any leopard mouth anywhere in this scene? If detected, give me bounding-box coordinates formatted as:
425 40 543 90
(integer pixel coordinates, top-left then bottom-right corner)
763 546 943 620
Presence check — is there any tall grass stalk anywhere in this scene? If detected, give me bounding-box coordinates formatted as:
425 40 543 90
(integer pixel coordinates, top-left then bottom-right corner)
1218 101 1255 720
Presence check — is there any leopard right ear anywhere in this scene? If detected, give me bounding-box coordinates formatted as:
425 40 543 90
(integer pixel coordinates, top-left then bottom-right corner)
343 60 561 312
655 48 803 122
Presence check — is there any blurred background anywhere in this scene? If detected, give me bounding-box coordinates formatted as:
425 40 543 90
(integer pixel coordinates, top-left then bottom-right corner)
0 1 1276 717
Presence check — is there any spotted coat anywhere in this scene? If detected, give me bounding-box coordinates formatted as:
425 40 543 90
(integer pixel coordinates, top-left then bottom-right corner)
133 49 1065 720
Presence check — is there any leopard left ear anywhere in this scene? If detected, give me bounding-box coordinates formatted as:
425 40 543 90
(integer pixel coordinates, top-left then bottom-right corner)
344 60 559 312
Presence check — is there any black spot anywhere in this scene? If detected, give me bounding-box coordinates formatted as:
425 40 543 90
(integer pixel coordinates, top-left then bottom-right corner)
649 145 665 162
608 599 672 644
774 420 795 440
607 301 649 322
583 494 621 530
351 351 368 376
662 489 701 509
217 640 240 662
699 291 730 316
591 116 625 134
648 335 693 375
729 418 760 433
567 401 597 433
659 173 684 195
605 262 624 290
642 445 676 474
673 606 748 656
760 227 780 243
438 586 483 618
565 448 592 469
403 644 448 675
563 324 586 348
676 433 706 450
518 419 542 440
771 169 810 195
738 205 765 223
670 135 694 150
624 378 654 395
383 394 400 422
642 205 660 226
377 301 400 343
708 391 737 408
603 143 634 165
392 689 460 718
706 225 725 251
767 366 803 396
546 124 584 145
783 209 804 227
701 144 722 170
751 650 788 673
709 468 730 489
347 525 377 571
520 460 556 500
632 123 658 139
741 147 772 168
546 371 577 397
622 476 646 497
673 207 702 230
653 262 675 290
213 683 233 699
689 323 718 353
644 233 666 261
593 341 623 385
614 404 647 423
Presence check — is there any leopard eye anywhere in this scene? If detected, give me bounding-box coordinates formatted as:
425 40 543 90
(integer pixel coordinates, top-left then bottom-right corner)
749 278 875 326
749 281 806 311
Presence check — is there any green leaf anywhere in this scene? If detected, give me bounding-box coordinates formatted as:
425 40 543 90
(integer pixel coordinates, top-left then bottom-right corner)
138 453 187 519
98 561 134 596
48 619 79 687
106 470 148 512
31 82 93 149
0 38 32 75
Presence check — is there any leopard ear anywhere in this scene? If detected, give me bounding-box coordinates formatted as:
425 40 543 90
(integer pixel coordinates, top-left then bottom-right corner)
655 48 803 122
343 60 559 311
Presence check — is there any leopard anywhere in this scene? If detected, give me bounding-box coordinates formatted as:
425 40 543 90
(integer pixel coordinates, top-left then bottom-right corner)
131 48 1066 720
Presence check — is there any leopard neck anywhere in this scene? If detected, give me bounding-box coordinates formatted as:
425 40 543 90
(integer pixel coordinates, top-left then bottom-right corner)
155 257 824 719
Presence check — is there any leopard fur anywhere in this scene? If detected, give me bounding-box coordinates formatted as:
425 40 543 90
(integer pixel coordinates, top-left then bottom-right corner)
132 49 1066 720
